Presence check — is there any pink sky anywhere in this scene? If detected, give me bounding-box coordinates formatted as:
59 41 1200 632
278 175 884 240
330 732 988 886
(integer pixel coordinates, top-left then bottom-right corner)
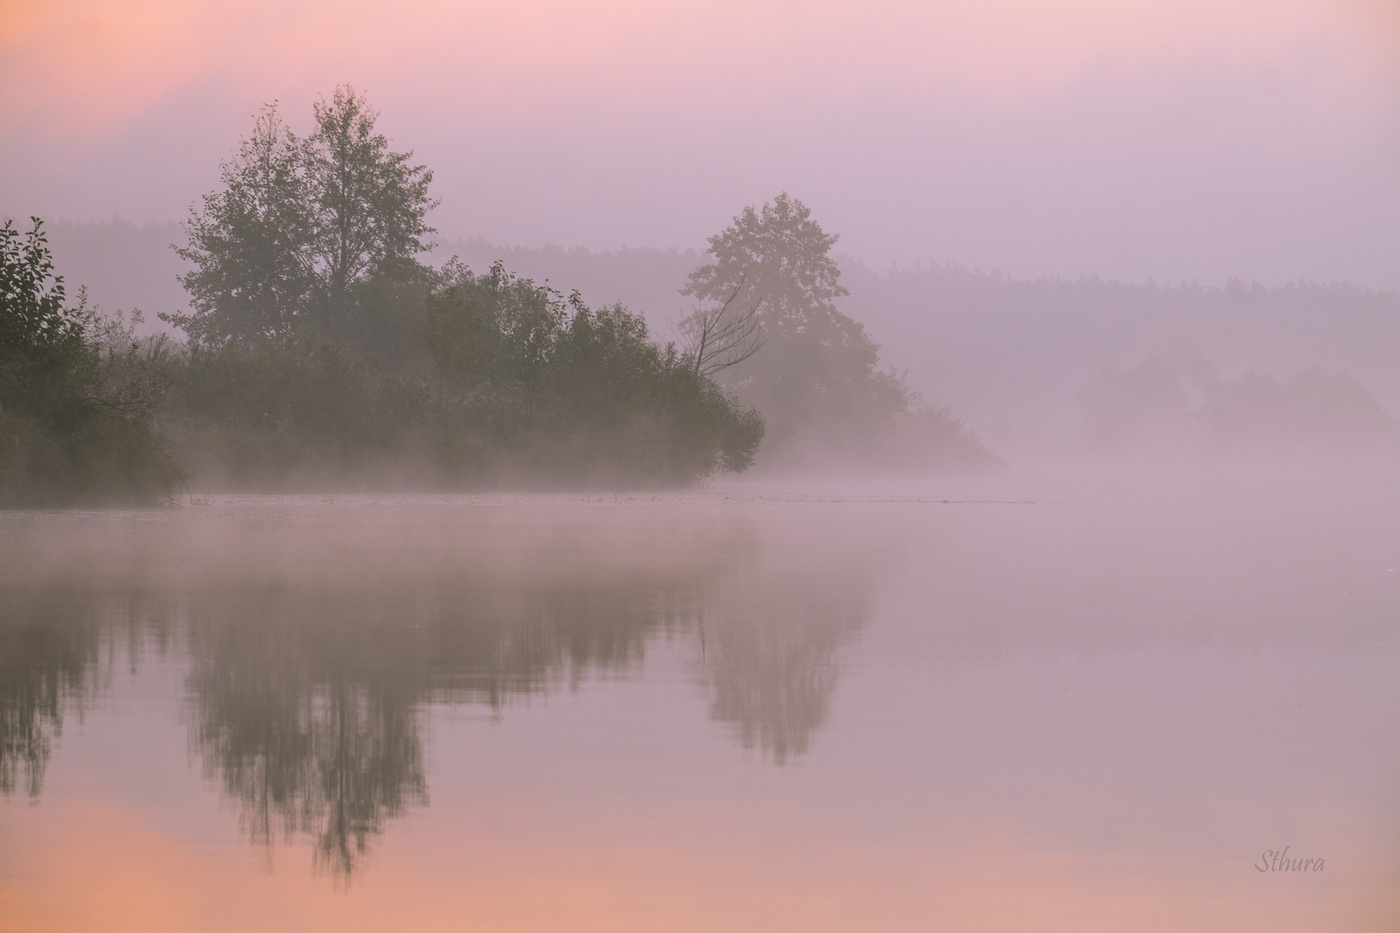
2 0 1398 284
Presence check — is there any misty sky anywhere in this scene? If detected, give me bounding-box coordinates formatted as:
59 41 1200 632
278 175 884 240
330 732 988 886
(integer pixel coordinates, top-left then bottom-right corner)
3 0 1399 288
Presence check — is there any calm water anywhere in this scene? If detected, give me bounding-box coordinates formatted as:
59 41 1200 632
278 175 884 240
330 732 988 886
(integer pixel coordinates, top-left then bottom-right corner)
2 473 1398 931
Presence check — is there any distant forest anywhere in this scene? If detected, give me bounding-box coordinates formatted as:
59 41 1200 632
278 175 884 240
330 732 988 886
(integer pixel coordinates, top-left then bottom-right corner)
42 215 1400 457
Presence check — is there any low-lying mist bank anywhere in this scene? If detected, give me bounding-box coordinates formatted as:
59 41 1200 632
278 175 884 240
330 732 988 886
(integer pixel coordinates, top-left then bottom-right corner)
39 217 1399 456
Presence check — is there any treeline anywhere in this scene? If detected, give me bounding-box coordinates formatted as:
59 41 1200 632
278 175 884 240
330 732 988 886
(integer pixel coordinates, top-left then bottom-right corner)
1 217 761 502
168 259 761 488
1076 359 1399 457
841 263 1400 444
36 202 1400 463
1 90 767 503
4 87 999 505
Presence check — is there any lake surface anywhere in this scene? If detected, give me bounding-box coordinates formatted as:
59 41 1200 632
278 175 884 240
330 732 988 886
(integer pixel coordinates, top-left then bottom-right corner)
2 471 1398 931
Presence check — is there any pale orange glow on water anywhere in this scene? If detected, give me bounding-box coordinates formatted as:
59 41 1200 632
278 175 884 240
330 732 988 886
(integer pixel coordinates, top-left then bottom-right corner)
1 766 1393 932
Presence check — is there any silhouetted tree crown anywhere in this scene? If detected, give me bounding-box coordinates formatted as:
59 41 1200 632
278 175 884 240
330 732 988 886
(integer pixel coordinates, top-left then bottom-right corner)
305 87 437 314
683 192 848 338
174 105 313 343
680 194 907 448
170 87 436 345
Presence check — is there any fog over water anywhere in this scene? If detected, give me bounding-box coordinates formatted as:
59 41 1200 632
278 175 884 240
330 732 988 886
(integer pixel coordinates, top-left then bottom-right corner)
2 469 1398 930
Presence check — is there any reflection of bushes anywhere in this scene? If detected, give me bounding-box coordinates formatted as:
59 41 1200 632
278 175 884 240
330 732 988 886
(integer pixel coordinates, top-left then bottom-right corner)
188 617 428 879
0 594 108 797
0 624 86 797
182 569 717 877
1 507 880 877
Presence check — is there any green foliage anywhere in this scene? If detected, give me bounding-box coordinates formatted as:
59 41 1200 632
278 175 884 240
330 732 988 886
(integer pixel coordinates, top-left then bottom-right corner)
167 87 436 347
158 257 761 490
171 105 313 343
305 86 437 315
164 337 425 487
425 260 567 413
684 192 850 330
157 90 763 490
425 262 764 485
0 218 184 505
0 218 88 367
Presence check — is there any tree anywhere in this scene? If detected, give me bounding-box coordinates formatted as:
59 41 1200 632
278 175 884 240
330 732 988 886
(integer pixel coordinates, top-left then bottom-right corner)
169 88 437 346
680 193 911 448
684 192 848 337
173 104 313 343
304 86 438 317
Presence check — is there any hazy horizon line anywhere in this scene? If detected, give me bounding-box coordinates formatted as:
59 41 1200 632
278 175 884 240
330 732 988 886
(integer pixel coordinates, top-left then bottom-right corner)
20 213 1400 297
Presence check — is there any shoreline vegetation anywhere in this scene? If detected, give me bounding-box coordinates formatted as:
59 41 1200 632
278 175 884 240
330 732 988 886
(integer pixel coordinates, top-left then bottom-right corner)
1 88 994 506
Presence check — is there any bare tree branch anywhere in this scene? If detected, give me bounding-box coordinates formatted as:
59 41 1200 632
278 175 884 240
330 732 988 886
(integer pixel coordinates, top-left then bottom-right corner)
679 277 767 377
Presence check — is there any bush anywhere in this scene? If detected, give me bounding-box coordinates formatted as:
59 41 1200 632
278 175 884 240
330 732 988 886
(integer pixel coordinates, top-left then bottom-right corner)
163 336 428 488
424 262 763 486
0 219 183 506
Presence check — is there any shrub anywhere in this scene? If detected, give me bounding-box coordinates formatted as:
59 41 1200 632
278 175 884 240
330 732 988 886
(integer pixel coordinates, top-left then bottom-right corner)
0 218 183 506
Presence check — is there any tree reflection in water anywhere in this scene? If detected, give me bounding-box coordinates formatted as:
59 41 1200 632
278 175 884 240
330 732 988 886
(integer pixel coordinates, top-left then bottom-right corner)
181 574 710 878
186 600 430 877
0 603 96 798
694 557 871 764
0 589 171 798
0 503 882 879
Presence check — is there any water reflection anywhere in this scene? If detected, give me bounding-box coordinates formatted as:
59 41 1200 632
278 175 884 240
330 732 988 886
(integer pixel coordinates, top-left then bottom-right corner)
186 599 430 876
0 500 880 877
0 599 96 798
695 561 871 763
180 575 709 877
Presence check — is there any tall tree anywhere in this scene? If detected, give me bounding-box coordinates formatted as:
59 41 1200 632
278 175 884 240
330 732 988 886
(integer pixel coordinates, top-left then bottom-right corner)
680 193 910 447
170 88 437 345
684 192 848 338
305 86 438 316
173 105 313 343
678 276 766 377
